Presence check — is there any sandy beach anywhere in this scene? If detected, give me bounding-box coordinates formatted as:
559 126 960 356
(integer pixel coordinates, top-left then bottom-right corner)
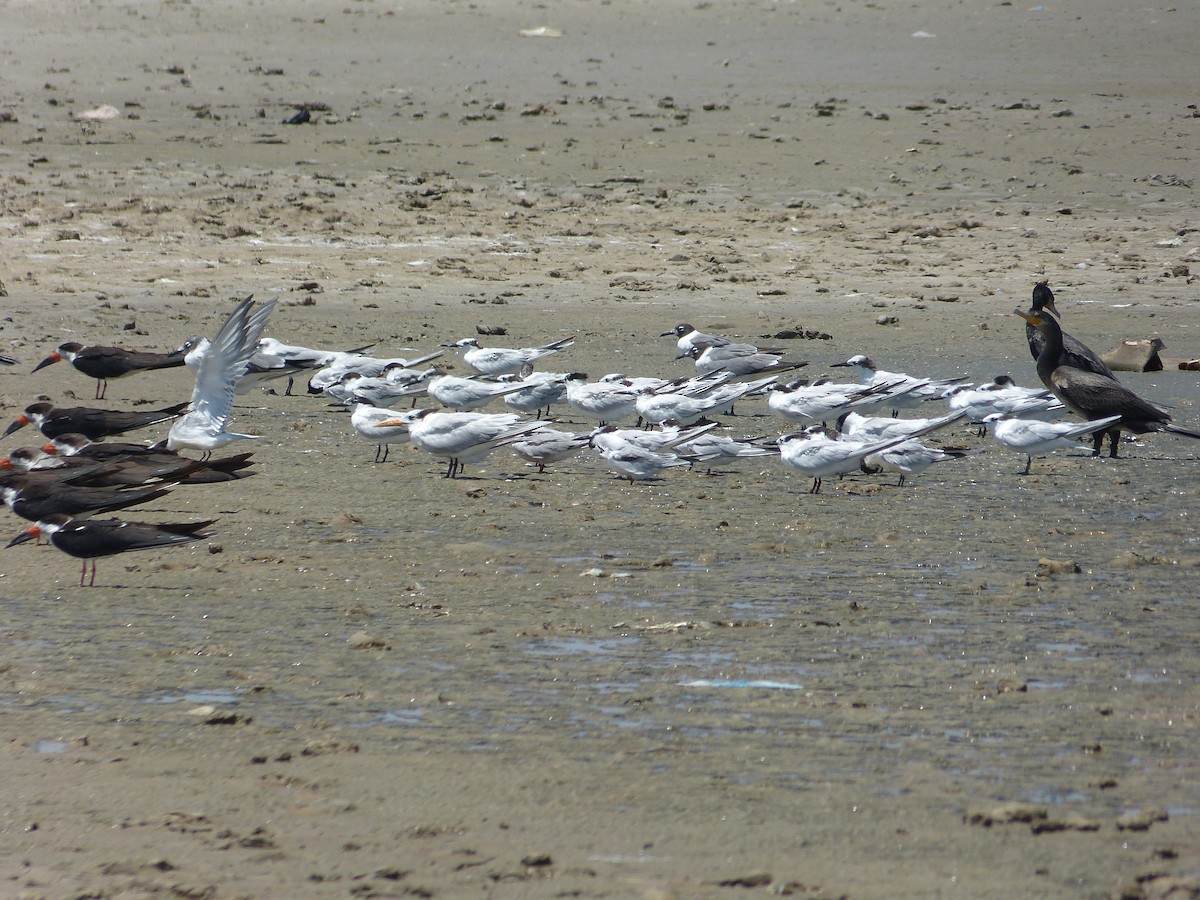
2 1 1199 897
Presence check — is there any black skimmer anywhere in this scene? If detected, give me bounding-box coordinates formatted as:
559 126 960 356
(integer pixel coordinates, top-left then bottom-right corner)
30 447 254 488
3 401 189 441
6 514 216 587
2 478 171 522
43 435 256 483
1 354 16 366
1017 309 1200 456
32 342 187 399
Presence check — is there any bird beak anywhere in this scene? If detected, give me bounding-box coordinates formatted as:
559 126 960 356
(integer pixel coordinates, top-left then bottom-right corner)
3 415 30 437
42 443 60 455
1014 309 1039 324
659 330 675 337
829 361 850 368
31 352 62 373
374 418 409 429
6 526 40 549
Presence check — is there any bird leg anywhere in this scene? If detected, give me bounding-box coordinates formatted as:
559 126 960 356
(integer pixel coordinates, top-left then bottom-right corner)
1108 429 1121 459
89 560 97 587
1023 455 1033 476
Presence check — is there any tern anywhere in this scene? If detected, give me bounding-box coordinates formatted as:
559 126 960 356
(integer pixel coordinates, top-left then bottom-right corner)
589 422 717 454
595 443 691 482
674 432 776 474
6 513 215 587
684 342 808 378
564 375 641 424
443 336 575 377
1017 309 1200 457
32 341 187 399
176 334 305 395
3 401 188 441
255 337 375 394
349 401 422 462
831 354 967 411
777 430 911 494
599 373 671 391
325 365 437 407
374 409 545 477
837 409 968 442
984 413 1124 474
945 376 1061 433
765 379 907 425
661 323 736 356
307 350 444 393
257 337 375 369
426 373 533 411
634 378 763 428
862 440 982 486
499 368 574 418
509 428 591 472
167 296 276 458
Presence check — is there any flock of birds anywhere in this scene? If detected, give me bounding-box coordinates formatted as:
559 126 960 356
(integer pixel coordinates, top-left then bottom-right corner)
2 284 1197 585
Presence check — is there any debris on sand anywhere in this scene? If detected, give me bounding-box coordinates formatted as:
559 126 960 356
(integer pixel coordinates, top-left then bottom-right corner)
75 104 120 121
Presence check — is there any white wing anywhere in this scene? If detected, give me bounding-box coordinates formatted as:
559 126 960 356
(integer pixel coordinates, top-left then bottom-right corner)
190 296 276 425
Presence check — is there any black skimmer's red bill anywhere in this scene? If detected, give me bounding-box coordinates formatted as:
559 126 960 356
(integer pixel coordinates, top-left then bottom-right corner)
3 401 189 441
6 514 216 587
32 342 188 399
1 478 171 522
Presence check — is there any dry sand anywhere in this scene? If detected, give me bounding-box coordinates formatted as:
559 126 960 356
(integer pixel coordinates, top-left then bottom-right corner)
2 1 1199 897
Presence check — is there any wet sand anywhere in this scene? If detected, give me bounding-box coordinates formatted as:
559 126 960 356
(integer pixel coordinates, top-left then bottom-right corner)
2 1 1199 897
